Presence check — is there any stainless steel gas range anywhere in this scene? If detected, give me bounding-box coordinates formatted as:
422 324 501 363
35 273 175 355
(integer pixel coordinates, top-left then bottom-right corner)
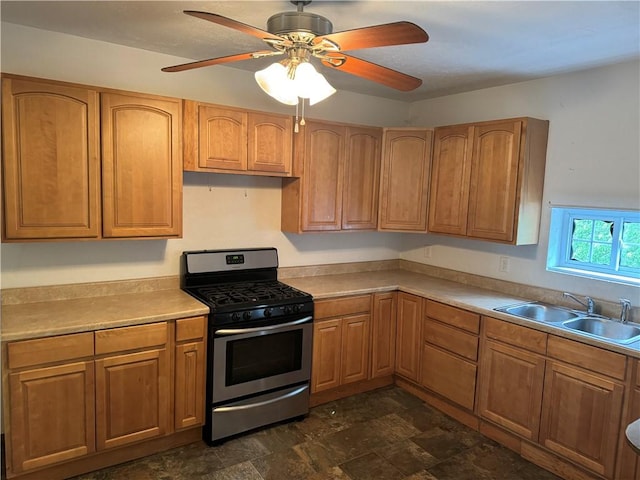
180 248 313 444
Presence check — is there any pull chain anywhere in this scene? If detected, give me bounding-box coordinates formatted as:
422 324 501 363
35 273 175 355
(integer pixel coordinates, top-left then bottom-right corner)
300 97 306 126
294 99 299 133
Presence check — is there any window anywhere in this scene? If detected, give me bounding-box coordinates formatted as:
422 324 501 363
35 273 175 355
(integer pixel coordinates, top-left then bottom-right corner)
547 207 640 286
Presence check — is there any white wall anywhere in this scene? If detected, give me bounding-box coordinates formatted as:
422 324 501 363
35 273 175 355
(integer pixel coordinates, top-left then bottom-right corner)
0 23 409 288
403 60 640 304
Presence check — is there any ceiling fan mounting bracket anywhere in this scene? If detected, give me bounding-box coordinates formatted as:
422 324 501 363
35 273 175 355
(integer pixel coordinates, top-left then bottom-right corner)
267 10 332 37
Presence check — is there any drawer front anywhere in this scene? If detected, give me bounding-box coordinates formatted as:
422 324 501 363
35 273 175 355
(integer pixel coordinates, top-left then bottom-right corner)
482 316 547 355
424 318 478 361
176 316 206 342
547 335 627 380
425 300 480 334
95 322 167 355
315 295 371 319
8 332 94 369
421 344 477 410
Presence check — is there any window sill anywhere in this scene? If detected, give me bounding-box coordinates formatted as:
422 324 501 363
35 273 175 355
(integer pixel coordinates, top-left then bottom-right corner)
547 266 640 287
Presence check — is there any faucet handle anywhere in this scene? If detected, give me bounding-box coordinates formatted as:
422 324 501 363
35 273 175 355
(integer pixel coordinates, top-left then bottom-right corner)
620 298 632 323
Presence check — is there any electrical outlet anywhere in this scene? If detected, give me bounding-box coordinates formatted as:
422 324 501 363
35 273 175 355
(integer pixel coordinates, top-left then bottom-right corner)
424 246 432 259
499 256 510 273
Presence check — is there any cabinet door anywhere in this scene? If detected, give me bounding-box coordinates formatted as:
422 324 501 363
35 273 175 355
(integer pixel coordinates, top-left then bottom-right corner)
421 344 477 410
312 319 342 392
540 361 624 478
371 292 396 378
467 120 522 242
477 339 545 441
95 348 170 450
379 129 432 232
428 125 473 236
174 316 206 430
101 92 182 238
301 121 346 231
341 313 370 384
395 293 423 381
342 126 382 230
247 112 292 174
2 77 101 240
9 361 95 473
197 105 247 170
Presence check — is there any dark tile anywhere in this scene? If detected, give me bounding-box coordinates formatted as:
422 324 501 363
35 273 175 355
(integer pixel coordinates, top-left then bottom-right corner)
340 452 404 480
368 413 421 443
158 441 225 477
251 447 317 480
411 426 483 460
201 460 263 480
376 438 439 475
314 420 391 464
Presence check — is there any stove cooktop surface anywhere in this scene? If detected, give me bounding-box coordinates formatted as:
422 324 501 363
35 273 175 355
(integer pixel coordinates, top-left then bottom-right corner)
188 280 311 311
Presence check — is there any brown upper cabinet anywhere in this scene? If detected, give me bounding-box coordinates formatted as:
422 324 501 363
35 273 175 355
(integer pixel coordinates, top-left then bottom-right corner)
281 119 382 232
378 129 433 232
182 101 293 176
1 75 183 241
428 118 549 244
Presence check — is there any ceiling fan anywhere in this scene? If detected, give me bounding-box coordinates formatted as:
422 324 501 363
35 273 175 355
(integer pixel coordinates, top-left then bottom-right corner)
162 1 429 103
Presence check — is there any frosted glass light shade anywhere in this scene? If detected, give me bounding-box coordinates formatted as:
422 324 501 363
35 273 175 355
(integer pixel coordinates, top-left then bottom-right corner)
308 72 336 105
255 60 336 105
255 63 298 105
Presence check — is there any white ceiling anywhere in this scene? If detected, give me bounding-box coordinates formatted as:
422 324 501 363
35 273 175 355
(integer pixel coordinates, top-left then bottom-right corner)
1 1 639 101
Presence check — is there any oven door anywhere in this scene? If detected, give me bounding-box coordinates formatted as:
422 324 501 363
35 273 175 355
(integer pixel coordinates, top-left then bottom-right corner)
210 316 312 404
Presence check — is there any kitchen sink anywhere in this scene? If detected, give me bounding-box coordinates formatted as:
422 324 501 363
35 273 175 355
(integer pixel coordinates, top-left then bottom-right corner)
562 317 640 344
494 302 581 323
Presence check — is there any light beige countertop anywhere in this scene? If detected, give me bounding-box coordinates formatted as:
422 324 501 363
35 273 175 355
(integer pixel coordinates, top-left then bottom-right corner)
282 269 640 358
2 267 639 359
1 289 209 342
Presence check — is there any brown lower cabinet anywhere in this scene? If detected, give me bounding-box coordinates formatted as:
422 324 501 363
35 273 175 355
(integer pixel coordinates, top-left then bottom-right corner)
477 317 547 441
311 295 372 393
4 316 206 479
420 301 480 412
539 336 627 479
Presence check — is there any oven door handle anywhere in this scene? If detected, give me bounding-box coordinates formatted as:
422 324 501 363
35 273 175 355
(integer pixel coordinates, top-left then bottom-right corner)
213 385 309 413
214 316 312 335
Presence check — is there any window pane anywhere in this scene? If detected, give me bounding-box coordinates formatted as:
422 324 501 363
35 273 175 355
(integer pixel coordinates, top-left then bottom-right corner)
623 222 640 242
621 222 640 268
572 219 593 240
593 220 613 242
591 243 612 265
570 240 591 262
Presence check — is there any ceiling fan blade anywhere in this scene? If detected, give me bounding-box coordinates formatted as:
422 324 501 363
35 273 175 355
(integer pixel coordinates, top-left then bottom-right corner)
321 53 422 91
315 22 428 51
184 10 283 42
162 51 275 73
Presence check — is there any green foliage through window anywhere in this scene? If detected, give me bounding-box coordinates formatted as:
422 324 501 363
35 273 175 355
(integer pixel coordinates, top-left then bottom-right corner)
547 207 640 286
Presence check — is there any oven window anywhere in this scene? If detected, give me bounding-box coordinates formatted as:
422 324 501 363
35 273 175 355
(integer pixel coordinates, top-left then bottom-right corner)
225 330 303 385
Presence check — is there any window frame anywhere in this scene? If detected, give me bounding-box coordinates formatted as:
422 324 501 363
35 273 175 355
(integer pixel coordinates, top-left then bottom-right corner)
547 206 640 286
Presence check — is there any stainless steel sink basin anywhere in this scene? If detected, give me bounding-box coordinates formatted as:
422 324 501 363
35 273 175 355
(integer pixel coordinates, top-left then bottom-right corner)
494 302 581 323
562 317 640 344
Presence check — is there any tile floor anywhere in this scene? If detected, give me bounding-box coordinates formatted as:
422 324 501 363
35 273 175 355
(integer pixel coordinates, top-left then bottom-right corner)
71 386 561 480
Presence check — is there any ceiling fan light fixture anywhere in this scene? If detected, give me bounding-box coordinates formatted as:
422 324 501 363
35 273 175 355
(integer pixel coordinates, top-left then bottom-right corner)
255 57 335 105
254 62 299 105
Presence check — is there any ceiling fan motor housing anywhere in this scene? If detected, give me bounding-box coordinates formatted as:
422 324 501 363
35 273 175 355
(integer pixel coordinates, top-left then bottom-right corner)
267 11 333 37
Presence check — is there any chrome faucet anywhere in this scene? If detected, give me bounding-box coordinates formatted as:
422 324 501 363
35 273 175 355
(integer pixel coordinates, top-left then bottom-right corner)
563 292 595 315
619 298 632 323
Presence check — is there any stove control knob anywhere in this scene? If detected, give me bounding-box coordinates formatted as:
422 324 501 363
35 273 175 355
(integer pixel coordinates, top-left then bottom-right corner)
243 311 252 321
263 307 272 318
284 305 292 314
231 312 241 321
293 304 302 313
